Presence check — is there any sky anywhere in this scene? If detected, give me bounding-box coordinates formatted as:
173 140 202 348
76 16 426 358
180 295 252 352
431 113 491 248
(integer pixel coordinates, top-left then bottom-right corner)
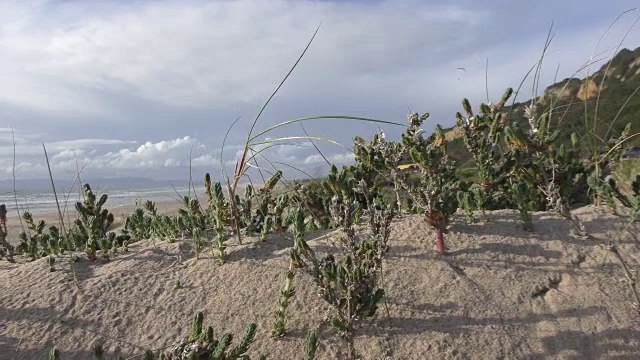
1 0 640 184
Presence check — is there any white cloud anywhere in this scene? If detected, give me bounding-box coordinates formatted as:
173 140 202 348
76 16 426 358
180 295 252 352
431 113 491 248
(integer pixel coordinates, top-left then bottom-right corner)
1 0 640 181
98 136 203 169
304 152 356 166
2 1 639 117
0 137 137 158
0 132 356 181
0 0 493 113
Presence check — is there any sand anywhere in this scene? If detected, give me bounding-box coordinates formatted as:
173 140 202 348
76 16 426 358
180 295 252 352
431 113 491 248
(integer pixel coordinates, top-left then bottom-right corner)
1 206 640 359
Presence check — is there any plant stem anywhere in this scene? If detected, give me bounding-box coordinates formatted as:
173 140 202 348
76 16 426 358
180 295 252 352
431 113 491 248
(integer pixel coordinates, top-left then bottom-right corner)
43 144 67 236
436 229 446 255
609 245 640 315
346 285 355 360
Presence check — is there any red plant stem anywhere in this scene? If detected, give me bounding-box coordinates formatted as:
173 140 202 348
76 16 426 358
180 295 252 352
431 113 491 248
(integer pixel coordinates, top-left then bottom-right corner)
436 228 446 255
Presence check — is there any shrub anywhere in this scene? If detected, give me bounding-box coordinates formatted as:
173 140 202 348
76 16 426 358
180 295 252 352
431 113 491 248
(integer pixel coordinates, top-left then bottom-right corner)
72 184 130 261
287 183 393 360
401 113 460 254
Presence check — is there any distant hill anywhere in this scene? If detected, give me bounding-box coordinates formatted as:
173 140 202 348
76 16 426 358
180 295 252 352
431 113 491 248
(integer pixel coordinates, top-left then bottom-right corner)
445 45 640 167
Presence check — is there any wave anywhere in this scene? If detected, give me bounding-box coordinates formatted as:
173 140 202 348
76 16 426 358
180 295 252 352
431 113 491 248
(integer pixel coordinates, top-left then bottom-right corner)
0 186 204 215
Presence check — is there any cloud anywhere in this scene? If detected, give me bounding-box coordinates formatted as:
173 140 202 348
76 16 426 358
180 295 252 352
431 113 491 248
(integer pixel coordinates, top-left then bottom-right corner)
98 136 203 169
0 0 494 111
0 136 137 158
1 131 353 181
1 0 640 181
303 152 356 166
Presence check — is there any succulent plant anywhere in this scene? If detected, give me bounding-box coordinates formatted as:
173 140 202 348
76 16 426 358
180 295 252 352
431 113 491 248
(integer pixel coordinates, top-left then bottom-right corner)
72 183 124 261
0 204 14 262
454 89 513 220
401 113 460 255
124 208 154 241
16 211 62 260
178 196 206 235
207 177 231 264
304 331 319 360
162 311 263 360
271 203 306 338
288 196 391 360
48 347 60 360
350 129 415 221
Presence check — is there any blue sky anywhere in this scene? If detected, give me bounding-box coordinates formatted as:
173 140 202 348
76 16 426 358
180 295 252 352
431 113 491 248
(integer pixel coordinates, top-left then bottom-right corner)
0 0 639 182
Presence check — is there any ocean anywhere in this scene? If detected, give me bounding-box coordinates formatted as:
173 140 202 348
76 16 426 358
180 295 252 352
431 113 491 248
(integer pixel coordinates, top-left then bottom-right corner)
0 185 203 216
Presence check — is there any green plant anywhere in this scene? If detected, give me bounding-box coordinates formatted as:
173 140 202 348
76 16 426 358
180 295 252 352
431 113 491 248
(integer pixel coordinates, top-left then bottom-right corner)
48 347 60 360
17 212 44 259
0 204 15 262
270 193 290 233
162 311 264 360
271 205 303 338
511 181 535 231
352 132 396 201
239 171 286 241
192 227 205 259
150 201 184 242
124 207 154 241
289 199 389 360
48 255 56 272
73 183 129 261
454 89 513 220
587 125 637 214
401 113 460 254
292 182 332 230
456 190 476 224
605 175 640 313
177 196 207 235
499 100 592 230
16 212 64 260
124 200 186 244
237 184 254 231
206 175 231 264
271 258 295 337
92 342 105 360
304 331 319 360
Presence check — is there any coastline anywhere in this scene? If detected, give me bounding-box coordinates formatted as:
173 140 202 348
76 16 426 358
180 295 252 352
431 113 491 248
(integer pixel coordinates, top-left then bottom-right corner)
3 198 186 246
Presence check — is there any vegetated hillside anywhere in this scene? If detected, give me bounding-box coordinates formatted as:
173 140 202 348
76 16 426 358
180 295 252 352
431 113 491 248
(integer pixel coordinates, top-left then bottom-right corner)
446 45 640 168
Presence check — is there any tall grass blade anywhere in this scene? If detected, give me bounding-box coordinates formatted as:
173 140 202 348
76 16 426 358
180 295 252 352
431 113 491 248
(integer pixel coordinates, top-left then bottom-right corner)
42 144 67 236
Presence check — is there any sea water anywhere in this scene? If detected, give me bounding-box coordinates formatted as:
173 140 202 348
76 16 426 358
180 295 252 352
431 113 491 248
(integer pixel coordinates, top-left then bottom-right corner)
0 185 200 217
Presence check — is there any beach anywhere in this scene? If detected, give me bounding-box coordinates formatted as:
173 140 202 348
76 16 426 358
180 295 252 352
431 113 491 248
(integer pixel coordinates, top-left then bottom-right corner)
2 190 191 247
2 206 640 359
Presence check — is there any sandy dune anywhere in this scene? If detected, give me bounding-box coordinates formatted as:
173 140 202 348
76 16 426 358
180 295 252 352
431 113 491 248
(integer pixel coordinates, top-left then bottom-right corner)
1 206 640 359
